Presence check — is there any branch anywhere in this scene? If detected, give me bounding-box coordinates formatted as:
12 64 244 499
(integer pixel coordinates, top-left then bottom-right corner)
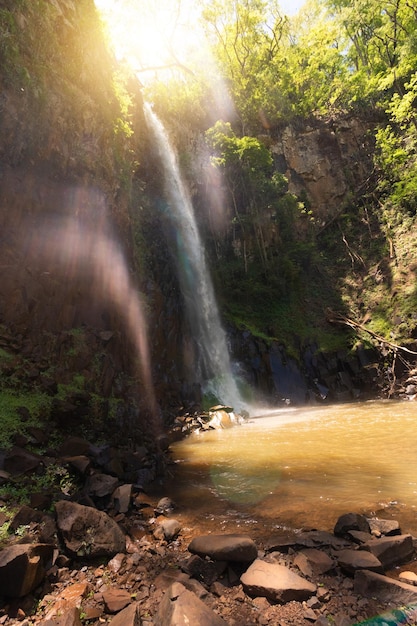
326 309 417 355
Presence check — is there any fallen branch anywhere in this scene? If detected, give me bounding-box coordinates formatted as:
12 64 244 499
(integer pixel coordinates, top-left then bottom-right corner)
326 309 417 356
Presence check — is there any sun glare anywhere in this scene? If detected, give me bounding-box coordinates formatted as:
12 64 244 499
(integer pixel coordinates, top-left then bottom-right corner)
94 0 201 79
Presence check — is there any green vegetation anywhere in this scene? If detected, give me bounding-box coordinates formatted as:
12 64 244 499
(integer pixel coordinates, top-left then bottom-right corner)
0 391 50 449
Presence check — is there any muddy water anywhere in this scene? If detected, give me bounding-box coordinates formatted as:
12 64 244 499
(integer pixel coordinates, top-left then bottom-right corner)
163 401 417 541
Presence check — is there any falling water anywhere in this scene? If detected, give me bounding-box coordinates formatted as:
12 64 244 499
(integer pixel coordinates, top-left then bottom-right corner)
144 104 244 412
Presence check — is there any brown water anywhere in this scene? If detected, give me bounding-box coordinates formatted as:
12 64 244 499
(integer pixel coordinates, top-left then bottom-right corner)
164 400 417 542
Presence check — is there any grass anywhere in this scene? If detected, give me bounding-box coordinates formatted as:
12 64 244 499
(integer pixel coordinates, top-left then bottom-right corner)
0 391 51 449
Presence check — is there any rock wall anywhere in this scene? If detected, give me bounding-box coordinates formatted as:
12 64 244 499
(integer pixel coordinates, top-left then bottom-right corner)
269 114 377 222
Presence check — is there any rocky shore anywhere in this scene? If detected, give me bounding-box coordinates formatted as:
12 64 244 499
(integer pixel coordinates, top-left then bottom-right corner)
1 430 417 626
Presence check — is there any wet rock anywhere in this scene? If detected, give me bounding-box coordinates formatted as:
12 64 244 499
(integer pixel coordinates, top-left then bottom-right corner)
354 569 417 602
240 559 316 603
155 581 227 626
188 534 258 563
55 500 125 558
335 549 383 575
293 548 335 577
0 543 54 597
346 530 373 545
334 513 370 537
266 530 350 552
360 534 414 569
107 602 141 626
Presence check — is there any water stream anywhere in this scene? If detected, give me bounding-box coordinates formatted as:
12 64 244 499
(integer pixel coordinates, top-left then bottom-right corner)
162 400 417 541
144 104 244 411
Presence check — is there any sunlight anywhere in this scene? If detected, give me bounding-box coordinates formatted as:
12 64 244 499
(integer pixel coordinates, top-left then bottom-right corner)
94 0 201 80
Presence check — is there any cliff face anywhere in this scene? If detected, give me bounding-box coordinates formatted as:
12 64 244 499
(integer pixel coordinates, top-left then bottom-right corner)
0 1 395 413
270 115 377 222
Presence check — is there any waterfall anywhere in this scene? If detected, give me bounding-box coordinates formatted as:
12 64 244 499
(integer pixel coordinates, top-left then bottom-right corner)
144 103 244 412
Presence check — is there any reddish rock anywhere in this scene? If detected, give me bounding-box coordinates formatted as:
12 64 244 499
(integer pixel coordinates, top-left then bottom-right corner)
108 602 141 626
41 606 82 626
102 588 132 613
0 543 54 597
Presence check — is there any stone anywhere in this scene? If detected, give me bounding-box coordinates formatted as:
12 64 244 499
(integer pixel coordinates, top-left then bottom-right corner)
4 447 42 476
155 582 227 626
57 436 91 458
43 582 89 620
360 534 414 569
240 559 316 603
346 530 373 545
354 569 417 602
334 513 370 537
180 554 227 586
266 531 350 553
64 456 91 475
103 588 132 613
0 543 54 597
85 473 119 498
108 602 142 626
155 518 181 542
335 549 383 575
55 500 125 557
293 548 335 576
41 606 82 626
9 504 45 530
188 534 257 562
399 571 417 585
112 484 132 514
367 517 401 537
155 497 175 515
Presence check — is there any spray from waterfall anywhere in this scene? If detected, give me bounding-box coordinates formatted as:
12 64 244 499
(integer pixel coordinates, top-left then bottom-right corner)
144 103 245 412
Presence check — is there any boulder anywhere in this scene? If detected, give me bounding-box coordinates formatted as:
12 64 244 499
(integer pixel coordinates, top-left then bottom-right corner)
0 543 54 597
155 582 227 626
4 446 42 476
354 569 417 602
360 534 414 569
334 513 370 537
293 548 335 577
188 534 257 562
55 500 125 557
103 588 132 613
154 518 182 542
335 549 383 575
85 473 119 498
240 559 316 603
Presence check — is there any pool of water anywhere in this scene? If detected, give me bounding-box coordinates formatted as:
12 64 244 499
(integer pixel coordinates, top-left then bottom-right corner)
161 400 417 541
